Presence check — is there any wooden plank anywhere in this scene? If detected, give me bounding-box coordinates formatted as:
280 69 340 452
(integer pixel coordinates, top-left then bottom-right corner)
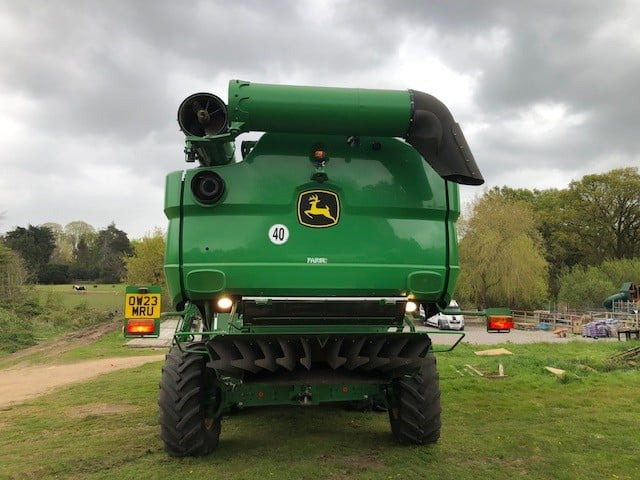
465 364 485 377
545 366 566 377
474 348 513 356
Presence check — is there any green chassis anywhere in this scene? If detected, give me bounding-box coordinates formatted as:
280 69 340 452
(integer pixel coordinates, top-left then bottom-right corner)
164 301 465 414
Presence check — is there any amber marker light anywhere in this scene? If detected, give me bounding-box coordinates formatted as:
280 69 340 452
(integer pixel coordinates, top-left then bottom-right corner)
126 319 156 335
217 297 233 310
487 315 514 332
405 301 418 314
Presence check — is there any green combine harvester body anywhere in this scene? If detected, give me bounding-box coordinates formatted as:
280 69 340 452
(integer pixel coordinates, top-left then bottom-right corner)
166 133 459 304
124 80 511 457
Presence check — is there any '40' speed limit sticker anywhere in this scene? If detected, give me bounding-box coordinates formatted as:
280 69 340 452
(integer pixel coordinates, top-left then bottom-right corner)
268 224 289 245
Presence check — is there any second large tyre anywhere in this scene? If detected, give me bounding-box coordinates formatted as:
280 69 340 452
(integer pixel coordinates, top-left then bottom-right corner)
388 354 442 444
158 344 221 457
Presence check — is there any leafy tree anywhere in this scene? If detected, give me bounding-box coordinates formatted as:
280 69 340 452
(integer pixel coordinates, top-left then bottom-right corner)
599 257 640 288
566 167 640 262
0 242 28 300
64 221 96 252
557 265 617 309
496 186 584 296
456 191 549 310
69 237 98 280
94 223 133 283
3 225 55 281
43 222 73 265
39 264 71 284
63 221 98 278
125 231 166 287
125 230 168 306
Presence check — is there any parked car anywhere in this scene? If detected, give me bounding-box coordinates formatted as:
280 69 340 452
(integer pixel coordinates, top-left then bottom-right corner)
422 300 465 330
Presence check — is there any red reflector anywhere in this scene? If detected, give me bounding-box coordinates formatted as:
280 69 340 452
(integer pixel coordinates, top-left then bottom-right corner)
258 391 264 398
488 315 514 331
126 319 156 335
342 386 348 393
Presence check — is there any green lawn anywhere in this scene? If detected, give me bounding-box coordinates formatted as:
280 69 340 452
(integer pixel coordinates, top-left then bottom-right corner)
33 284 126 311
0 284 128 356
1 340 639 479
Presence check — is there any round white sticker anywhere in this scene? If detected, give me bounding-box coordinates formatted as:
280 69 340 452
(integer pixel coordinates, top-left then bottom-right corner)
268 224 289 245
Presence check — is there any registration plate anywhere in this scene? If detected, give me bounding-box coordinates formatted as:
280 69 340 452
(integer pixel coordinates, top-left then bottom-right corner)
124 293 162 319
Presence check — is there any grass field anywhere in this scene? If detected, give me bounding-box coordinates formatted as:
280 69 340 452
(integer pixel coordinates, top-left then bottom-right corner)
1 339 639 479
33 284 125 311
0 284 128 355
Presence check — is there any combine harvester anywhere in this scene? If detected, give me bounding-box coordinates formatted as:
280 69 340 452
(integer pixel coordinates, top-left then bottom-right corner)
124 80 512 456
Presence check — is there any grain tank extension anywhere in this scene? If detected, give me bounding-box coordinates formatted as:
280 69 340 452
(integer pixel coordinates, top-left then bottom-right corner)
125 80 511 456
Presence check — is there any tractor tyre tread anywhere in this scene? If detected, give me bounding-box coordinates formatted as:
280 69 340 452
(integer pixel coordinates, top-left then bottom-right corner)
158 344 220 457
389 354 442 445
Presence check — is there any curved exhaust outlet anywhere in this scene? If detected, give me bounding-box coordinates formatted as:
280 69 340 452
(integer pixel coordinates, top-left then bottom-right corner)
406 90 482 185
227 80 483 186
178 92 228 137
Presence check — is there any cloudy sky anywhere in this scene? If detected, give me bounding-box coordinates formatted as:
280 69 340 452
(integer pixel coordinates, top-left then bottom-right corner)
1 0 638 238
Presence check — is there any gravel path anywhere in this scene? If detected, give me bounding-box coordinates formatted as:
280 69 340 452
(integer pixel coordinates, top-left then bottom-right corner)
417 324 619 345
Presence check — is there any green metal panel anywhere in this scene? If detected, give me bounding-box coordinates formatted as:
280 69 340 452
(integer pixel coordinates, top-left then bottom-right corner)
165 133 458 304
228 80 410 136
164 171 184 306
223 382 384 409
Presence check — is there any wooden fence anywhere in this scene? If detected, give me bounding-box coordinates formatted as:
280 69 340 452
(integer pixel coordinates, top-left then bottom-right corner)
509 309 639 333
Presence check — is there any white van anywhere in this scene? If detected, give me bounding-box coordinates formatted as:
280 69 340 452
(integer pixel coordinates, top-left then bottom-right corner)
422 300 465 331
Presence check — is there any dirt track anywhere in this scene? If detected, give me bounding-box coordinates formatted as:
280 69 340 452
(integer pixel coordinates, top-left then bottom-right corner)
0 319 166 409
0 319 123 366
0 355 165 409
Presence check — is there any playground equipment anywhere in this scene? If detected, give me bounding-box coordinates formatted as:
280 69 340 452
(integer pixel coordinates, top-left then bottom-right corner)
603 282 639 310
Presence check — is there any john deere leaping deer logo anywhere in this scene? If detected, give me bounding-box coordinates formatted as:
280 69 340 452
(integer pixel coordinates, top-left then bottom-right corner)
297 190 340 228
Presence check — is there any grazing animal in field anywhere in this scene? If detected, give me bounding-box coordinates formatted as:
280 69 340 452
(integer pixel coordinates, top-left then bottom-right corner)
73 285 86 291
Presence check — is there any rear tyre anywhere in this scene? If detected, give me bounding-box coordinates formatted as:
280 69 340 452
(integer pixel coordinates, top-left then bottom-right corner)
158 344 221 457
388 354 441 445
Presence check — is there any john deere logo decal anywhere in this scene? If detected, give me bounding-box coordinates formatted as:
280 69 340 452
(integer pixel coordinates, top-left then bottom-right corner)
298 190 340 228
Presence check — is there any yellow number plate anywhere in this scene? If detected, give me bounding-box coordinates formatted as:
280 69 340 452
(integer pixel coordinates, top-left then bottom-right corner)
124 293 162 319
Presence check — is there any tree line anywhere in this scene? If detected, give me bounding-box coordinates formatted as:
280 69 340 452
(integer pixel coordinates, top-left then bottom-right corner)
457 167 640 310
0 218 166 352
0 221 134 284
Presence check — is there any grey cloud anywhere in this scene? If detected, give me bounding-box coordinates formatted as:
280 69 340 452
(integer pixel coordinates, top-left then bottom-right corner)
0 0 393 142
369 0 640 164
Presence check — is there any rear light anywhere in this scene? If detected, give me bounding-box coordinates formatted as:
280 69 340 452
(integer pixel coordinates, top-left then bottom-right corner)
314 150 327 160
405 301 418 314
487 315 514 332
125 319 158 336
217 296 233 311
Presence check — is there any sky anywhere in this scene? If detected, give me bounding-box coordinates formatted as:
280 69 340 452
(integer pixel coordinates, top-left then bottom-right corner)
0 0 638 239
